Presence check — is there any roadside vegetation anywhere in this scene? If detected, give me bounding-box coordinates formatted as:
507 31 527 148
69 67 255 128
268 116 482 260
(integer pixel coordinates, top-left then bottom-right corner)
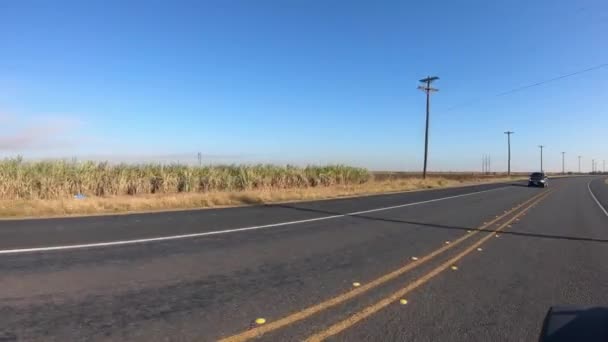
0 157 370 199
0 157 519 218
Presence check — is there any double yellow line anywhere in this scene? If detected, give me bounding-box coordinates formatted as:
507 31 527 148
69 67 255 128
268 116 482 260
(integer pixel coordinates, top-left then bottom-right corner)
220 189 551 342
306 189 552 341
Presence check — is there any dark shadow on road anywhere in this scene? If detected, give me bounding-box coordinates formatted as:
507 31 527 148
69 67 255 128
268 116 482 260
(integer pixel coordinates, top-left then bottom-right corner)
267 204 608 244
539 306 608 342
510 183 531 187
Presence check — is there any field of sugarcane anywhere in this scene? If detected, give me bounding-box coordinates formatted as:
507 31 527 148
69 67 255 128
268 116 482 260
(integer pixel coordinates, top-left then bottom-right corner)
0 157 525 218
0 157 370 200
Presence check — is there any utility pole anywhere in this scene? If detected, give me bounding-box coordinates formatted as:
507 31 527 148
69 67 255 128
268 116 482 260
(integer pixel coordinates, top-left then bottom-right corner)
578 155 581 173
539 145 544 172
482 155 492 174
592 159 595 173
489 155 491 173
604 160 606 173
504 131 514 176
561 152 565 174
418 76 439 179
197 152 202 166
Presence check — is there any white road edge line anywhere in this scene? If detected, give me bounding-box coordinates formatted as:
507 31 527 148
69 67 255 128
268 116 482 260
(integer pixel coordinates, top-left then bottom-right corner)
588 179 608 217
0 186 510 255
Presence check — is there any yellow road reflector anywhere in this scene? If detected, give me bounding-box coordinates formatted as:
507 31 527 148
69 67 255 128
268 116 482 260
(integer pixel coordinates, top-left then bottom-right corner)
451 265 458 271
288 193 554 342
255 318 266 325
411 256 419 261
220 191 554 342
477 248 483 251
352 282 361 287
399 299 408 305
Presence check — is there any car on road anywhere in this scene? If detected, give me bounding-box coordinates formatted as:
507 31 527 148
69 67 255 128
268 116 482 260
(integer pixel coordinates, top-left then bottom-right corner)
528 172 549 187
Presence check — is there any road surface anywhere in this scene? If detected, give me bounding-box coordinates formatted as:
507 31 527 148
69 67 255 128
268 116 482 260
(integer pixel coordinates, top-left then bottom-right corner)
1 176 607 341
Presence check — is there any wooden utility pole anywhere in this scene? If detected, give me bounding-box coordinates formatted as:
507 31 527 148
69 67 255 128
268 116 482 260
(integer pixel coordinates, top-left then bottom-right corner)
539 145 544 172
504 131 514 176
418 76 439 179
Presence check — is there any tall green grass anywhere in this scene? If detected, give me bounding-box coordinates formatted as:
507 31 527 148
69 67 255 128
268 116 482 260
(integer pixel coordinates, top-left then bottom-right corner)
0 157 370 200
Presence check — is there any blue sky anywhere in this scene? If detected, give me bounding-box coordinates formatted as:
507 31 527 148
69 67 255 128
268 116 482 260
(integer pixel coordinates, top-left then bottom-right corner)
1 0 607 171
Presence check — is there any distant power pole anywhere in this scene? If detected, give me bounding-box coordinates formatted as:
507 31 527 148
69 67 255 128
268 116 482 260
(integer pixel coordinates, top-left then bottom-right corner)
197 152 202 166
418 76 439 179
592 159 595 173
578 155 582 173
482 154 492 174
504 131 514 176
561 152 565 174
604 160 606 173
539 145 544 172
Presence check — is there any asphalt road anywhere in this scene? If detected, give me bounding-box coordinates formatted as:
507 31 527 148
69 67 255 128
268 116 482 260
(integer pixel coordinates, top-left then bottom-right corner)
0 177 607 341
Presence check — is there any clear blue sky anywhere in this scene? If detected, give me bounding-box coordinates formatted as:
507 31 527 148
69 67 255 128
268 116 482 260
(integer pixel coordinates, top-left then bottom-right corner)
1 0 607 171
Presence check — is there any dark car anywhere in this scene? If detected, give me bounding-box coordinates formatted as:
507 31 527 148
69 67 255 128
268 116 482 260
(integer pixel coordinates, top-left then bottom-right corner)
528 172 549 187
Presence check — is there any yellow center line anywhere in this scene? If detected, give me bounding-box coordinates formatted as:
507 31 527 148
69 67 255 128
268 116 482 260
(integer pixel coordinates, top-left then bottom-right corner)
218 190 548 342
304 190 553 342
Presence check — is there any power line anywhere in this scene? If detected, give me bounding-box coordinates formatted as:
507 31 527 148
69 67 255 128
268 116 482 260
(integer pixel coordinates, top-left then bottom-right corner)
495 63 608 97
446 63 608 111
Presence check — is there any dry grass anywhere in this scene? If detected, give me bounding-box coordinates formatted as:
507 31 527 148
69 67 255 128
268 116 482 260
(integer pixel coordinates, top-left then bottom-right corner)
0 176 518 218
0 158 370 199
371 171 528 181
0 157 524 218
